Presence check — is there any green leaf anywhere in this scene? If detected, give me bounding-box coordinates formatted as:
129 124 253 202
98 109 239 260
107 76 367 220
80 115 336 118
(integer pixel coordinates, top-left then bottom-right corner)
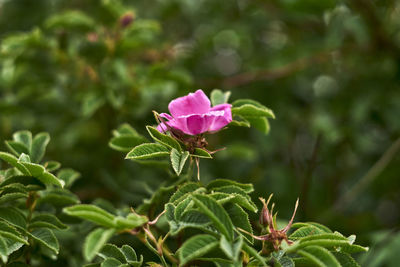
31 132 50 163
277 256 295 267
112 123 139 136
242 242 268 266
211 89 231 106
191 148 212 159
5 141 29 157
192 194 234 240
170 149 189 176
29 228 59 254
0 236 8 260
63 204 116 228
18 161 44 177
30 213 68 230
38 171 65 188
169 182 201 204
13 131 32 151
0 152 30 175
126 143 170 160
220 235 243 261
146 126 182 152
38 188 80 206
178 234 219 265
333 252 360 267
289 226 325 240
45 10 95 32
121 245 137 262
99 244 126 262
211 192 258 212
0 221 28 244
0 176 45 190
100 258 125 267
0 192 28 204
225 203 254 243
0 207 26 229
297 246 340 267
207 179 254 193
114 213 148 230
109 135 148 152
231 104 275 119
246 117 270 134
167 204 212 236
83 228 116 261
291 222 332 233
45 161 61 172
57 169 80 188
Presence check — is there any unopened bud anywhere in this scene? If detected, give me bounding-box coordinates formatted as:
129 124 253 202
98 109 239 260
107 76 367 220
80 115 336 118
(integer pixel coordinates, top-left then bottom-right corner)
120 12 135 28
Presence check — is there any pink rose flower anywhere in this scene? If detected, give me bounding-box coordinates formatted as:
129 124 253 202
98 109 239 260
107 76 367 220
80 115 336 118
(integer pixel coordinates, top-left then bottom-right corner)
157 90 232 135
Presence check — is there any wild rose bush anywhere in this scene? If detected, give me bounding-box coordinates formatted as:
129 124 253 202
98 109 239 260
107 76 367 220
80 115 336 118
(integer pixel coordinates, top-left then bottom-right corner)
0 89 368 266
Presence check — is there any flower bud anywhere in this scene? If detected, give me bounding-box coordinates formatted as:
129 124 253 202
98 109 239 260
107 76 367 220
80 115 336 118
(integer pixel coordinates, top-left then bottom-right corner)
120 12 135 28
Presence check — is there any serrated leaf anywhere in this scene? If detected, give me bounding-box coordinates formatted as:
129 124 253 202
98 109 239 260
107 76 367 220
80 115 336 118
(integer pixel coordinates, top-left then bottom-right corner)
191 148 212 159
291 222 332 233
333 252 360 267
126 143 170 160
13 131 32 151
31 132 50 163
30 213 68 230
84 228 116 261
38 188 79 206
0 176 45 190
0 236 8 260
0 192 28 204
29 228 59 254
170 149 189 176
146 126 182 152
289 226 325 240
277 256 295 267
211 192 257 212
211 89 231 106
5 141 29 157
100 258 125 267
0 152 30 175
178 234 219 265
0 221 28 244
169 182 201 204
99 244 126 262
63 204 116 228
0 207 26 229
114 213 148 230
192 194 234 240
220 235 243 261
121 245 137 262
38 171 65 188
297 246 340 267
242 242 268 266
225 203 254 243
207 179 254 193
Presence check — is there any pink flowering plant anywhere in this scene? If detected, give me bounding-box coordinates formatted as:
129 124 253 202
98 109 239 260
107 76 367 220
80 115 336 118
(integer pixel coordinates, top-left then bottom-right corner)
0 90 367 266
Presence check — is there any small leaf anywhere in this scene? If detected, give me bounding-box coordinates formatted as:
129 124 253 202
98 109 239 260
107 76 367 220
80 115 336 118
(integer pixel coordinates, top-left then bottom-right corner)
57 169 80 188
30 213 68 230
5 141 29 156
225 203 253 243
0 207 26 229
207 179 254 193
63 204 116 228
146 126 182 152
18 161 44 177
192 194 234 241
191 148 212 159
220 235 243 261
38 171 65 188
0 152 30 175
114 213 148 230
83 228 116 261
246 117 270 134
289 226 325 240
29 228 59 254
31 132 50 163
178 234 219 265
231 104 275 119
0 221 28 244
100 258 124 267
333 252 360 267
211 89 231 106
291 222 332 233
169 182 201 204
109 135 148 152
170 149 189 176
45 161 61 172
297 246 340 267
99 244 126 262
13 131 32 151
126 143 169 160
121 245 138 262
38 188 80 206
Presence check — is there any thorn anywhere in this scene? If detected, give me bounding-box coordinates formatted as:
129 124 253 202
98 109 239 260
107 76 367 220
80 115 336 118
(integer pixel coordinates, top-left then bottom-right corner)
195 157 200 181
282 197 299 233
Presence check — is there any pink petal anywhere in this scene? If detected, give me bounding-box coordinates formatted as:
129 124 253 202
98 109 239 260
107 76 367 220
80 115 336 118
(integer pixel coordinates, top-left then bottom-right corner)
157 122 168 133
185 115 208 135
159 113 173 120
168 90 211 117
210 103 232 122
207 110 232 132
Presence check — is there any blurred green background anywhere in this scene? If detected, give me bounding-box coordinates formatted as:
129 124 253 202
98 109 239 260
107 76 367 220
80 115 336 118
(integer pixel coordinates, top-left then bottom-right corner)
1 0 399 265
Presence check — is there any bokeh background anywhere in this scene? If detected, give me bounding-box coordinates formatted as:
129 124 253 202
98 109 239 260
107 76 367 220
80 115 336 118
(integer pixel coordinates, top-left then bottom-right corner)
1 0 400 265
